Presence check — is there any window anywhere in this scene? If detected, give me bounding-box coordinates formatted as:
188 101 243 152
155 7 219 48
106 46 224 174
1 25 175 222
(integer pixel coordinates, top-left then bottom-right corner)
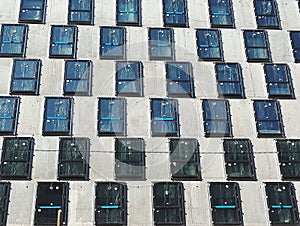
209 182 243 225
151 98 180 137
243 30 271 62
0 97 20 135
149 28 175 60
202 99 232 137
253 0 281 29
162 0 188 27
34 182 69 226
116 61 143 96
153 182 186 225
208 0 235 28
58 138 89 180
116 0 141 26
265 182 299 225
95 182 127 225
64 60 92 96
49 25 78 58
0 183 10 226
1 137 34 180
215 63 245 98
42 97 73 136
290 31 300 63
19 0 47 23
68 0 94 25
169 139 201 180
196 29 223 61
100 27 126 59
223 139 256 180
98 98 126 136
0 24 28 57
10 59 41 95
115 138 145 180
166 62 195 98
253 100 284 137
264 64 294 98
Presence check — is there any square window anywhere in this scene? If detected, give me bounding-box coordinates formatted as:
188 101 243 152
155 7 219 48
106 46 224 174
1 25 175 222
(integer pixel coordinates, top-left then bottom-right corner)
95 182 127 225
149 28 175 60
0 97 20 135
116 61 143 96
153 182 186 225
115 138 145 180
1 137 34 180
253 0 281 29
64 60 92 96
0 24 28 57
202 99 232 137
208 0 235 28
215 63 245 98
19 0 47 24
68 0 94 25
290 31 300 63
162 0 189 27
116 0 141 26
196 29 223 61
169 139 201 180
58 138 89 180
34 182 69 226
166 62 195 98
10 59 41 95
98 98 126 136
151 98 180 137
42 97 73 136
49 25 78 59
0 183 10 226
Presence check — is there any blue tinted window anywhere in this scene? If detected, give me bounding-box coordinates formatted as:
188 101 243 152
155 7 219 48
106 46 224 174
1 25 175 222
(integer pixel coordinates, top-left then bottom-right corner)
163 0 188 27
19 0 47 23
0 97 20 135
116 0 141 26
0 183 10 226
254 0 280 29
290 31 300 63
208 0 234 28
68 0 94 25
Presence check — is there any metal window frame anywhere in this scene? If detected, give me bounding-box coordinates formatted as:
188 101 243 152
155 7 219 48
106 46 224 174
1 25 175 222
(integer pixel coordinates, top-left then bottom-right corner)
162 0 189 28
116 0 142 26
208 0 235 28
253 0 281 29
0 96 20 136
18 0 47 24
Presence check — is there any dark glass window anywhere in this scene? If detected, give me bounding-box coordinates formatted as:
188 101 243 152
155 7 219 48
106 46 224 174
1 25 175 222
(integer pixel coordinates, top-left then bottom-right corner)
68 0 94 25
0 24 28 57
0 183 10 226
19 0 47 24
64 60 92 96
153 182 186 225
116 61 143 96
0 97 20 135
10 59 41 95
166 62 195 98
149 28 175 60
34 182 69 226
215 63 245 98
58 138 89 180
115 138 145 180
42 97 73 136
1 137 34 180
253 0 281 29
95 182 127 225
202 99 232 137
116 0 141 26
162 0 188 27
209 182 243 225
151 98 180 137
98 98 126 136
253 100 284 137
196 29 223 61
208 0 234 28
265 182 299 225
290 31 300 63
169 139 201 180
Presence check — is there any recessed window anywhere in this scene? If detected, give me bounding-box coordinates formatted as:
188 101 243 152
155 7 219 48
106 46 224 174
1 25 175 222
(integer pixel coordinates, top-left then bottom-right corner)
58 138 89 180
0 24 28 57
209 182 243 225
1 137 34 180
166 62 195 98
0 97 20 135
68 0 94 25
42 97 73 136
162 0 188 27
64 60 92 96
169 139 201 180
0 183 10 226
151 98 180 137
95 182 127 225
34 182 69 225
153 182 186 225
98 98 126 136
290 31 300 63
116 61 143 96
208 0 235 28
116 0 141 26
19 0 47 24
265 182 300 225
149 28 175 60
253 0 281 29
115 138 145 180
196 29 223 61
49 25 78 59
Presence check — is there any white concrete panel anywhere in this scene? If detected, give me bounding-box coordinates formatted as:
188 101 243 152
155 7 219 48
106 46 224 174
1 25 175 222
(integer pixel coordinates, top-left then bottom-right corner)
142 0 163 27
46 0 68 24
278 1 300 30
280 100 300 138
126 27 148 61
188 0 210 28
174 28 198 62
77 26 99 59
0 59 13 95
222 29 246 62
92 61 115 96
143 61 166 97
0 1 19 23
94 0 116 26
233 0 256 29
26 25 49 58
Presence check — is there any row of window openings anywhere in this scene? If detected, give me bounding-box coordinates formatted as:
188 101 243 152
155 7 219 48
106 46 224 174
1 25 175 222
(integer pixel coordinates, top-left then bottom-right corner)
1 24 300 63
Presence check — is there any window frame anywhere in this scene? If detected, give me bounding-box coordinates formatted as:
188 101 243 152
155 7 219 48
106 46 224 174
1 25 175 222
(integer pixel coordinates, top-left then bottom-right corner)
162 0 189 28
68 0 94 25
290 31 300 63
208 0 235 28
0 182 10 226
0 96 20 136
253 0 281 29
116 0 141 26
18 0 47 24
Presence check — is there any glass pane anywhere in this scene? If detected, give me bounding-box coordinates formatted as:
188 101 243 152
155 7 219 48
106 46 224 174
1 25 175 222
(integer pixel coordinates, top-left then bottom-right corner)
255 101 279 120
277 141 300 162
258 121 282 134
1 162 27 177
96 183 124 207
117 62 139 80
171 162 198 177
99 120 123 134
154 208 182 223
153 121 176 134
247 48 269 60
205 121 230 135
52 27 74 43
117 0 138 24
268 83 291 96
46 99 69 118
150 46 172 58
265 64 289 82
167 63 190 81
219 82 241 95
101 28 123 45
65 80 88 93
117 81 139 93
204 100 228 120
152 100 175 119
154 184 180 206
216 64 239 81
164 0 186 25
70 0 91 10
197 30 219 47
291 32 300 48
13 60 37 78
116 162 142 177
210 183 237 206
44 120 69 132
150 29 171 44
226 162 253 178
100 99 122 119
213 208 241 224
281 163 300 178
19 9 43 21
96 209 124 224
257 15 278 27
59 162 85 176
245 31 266 47
168 81 191 94
21 0 43 8
66 61 89 79
0 25 25 54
